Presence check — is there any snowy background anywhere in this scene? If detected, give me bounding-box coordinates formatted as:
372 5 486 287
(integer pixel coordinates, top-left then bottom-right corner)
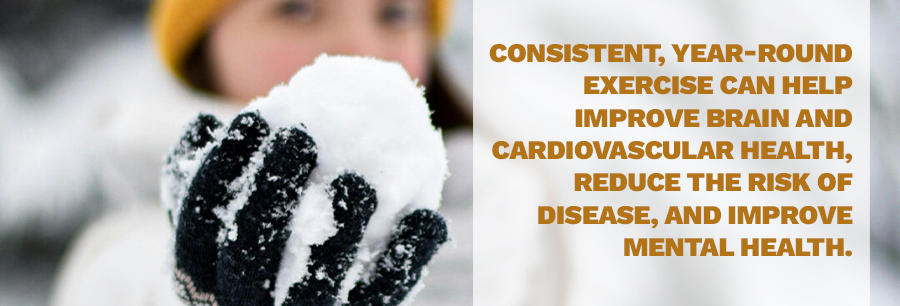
0 2 151 305
869 1 900 304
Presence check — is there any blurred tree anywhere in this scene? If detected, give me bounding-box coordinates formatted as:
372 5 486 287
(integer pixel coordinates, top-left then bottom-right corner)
0 0 149 91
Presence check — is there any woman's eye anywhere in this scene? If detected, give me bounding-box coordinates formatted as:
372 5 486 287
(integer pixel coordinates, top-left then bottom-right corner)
380 2 421 27
277 0 314 21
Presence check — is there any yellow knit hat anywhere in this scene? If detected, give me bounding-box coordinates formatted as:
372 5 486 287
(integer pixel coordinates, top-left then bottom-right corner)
151 0 454 81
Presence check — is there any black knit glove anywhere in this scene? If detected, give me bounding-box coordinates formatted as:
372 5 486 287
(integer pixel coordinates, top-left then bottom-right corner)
162 112 448 306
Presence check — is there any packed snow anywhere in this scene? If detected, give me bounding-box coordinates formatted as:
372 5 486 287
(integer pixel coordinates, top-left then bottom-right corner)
256 55 448 304
163 54 448 305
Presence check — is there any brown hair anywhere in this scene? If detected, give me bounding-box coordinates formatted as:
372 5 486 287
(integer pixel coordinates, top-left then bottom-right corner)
424 64 471 130
182 35 218 93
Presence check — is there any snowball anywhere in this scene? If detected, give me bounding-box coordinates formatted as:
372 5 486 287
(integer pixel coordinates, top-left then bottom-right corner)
247 55 448 304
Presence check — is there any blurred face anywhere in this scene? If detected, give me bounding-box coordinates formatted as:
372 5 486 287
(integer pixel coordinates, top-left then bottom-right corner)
208 0 432 103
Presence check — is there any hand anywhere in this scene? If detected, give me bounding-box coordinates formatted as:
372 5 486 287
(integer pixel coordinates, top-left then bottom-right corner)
162 112 448 306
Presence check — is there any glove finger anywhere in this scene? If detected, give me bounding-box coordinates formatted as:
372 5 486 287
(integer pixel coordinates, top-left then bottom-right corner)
173 113 223 157
217 127 317 306
175 111 270 303
163 113 223 225
283 173 377 306
348 209 448 306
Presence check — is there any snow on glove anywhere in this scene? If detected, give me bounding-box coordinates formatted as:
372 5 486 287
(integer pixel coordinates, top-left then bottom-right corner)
161 55 450 306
